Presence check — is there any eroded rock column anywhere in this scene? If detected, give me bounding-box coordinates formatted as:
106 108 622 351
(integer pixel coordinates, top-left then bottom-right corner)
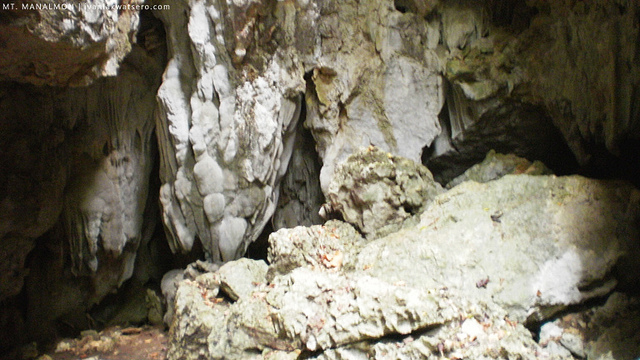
154 0 305 261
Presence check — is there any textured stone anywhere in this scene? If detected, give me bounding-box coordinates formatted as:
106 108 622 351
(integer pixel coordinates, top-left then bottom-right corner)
304 0 446 193
428 1 640 179
217 258 268 301
1 0 640 357
168 265 459 359
166 173 640 360
310 303 555 360
154 0 304 262
267 220 366 279
540 292 640 360
446 149 552 188
62 57 158 280
0 0 142 86
152 0 640 264
426 102 577 185
521 1 640 159
355 175 640 323
5 44 165 344
161 269 185 326
325 147 442 239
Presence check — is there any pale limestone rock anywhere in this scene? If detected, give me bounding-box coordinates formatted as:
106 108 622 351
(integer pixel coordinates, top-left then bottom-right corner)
356 175 639 323
161 269 185 326
61 49 158 285
154 0 304 262
304 0 446 193
153 0 639 264
325 147 442 239
168 265 459 359
267 220 366 279
166 172 640 359
2 0 638 354
217 258 268 301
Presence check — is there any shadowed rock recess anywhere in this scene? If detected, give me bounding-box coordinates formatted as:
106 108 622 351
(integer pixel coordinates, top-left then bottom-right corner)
0 0 639 358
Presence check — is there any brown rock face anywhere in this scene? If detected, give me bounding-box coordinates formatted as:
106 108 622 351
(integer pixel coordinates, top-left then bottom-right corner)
0 0 141 86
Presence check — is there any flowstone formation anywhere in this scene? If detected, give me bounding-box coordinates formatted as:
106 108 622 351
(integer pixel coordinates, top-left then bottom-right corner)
153 0 305 262
151 0 448 261
165 152 640 359
0 0 639 357
19 47 164 343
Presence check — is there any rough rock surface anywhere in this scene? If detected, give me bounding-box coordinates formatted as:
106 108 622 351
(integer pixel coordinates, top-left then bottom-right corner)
1 0 639 357
267 220 366 279
0 41 164 348
325 147 443 239
426 102 577 184
446 149 552 188
150 0 448 260
301 0 446 193
166 171 640 359
0 0 142 86
540 292 640 359
426 1 640 180
153 0 304 262
217 258 268 302
151 0 640 264
355 175 638 323
169 263 461 360
22 48 162 342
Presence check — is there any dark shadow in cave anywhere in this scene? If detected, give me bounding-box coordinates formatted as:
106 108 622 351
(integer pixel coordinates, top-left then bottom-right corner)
393 0 415 14
578 139 640 189
484 0 538 31
425 101 580 186
245 221 272 263
245 89 325 262
0 8 176 358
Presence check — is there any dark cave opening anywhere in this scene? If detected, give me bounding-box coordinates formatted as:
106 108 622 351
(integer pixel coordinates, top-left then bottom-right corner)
422 77 640 188
393 0 413 14
485 0 538 31
245 221 272 263
245 90 325 263
423 99 580 186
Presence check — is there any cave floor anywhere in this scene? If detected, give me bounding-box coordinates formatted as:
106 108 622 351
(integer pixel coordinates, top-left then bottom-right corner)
41 325 168 360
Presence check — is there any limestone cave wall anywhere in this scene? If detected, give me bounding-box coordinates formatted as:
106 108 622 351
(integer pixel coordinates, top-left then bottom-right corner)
0 0 638 355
